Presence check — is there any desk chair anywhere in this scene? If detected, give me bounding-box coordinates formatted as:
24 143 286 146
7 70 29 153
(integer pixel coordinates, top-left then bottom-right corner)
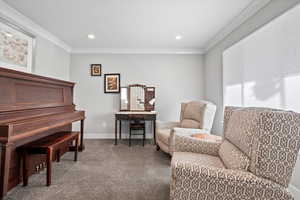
129 120 146 146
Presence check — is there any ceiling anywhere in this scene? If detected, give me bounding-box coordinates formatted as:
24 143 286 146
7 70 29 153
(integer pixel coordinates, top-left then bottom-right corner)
4 0 255 52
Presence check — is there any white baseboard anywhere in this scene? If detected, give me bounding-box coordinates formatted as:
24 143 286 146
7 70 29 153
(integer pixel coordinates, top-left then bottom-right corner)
84 133 153 139
289 185 300 199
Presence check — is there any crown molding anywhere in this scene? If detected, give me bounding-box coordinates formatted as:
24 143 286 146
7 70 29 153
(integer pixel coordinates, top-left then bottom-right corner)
71 48 205 55
203 0 271 52
0 0 72 52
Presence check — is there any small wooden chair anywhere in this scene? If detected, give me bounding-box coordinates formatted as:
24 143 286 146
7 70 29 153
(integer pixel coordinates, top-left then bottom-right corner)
129 120 146 146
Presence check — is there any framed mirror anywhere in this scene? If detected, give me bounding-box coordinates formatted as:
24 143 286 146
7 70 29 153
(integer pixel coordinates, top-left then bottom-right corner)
129 84 145 111
120 84 155 111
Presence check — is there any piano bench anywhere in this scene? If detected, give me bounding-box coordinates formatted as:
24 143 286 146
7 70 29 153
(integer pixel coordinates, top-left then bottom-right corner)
21 132 80 187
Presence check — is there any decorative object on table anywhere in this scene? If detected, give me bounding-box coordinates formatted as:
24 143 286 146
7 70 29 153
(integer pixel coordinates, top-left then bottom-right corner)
191 133 222 142
104 73 120 93
90 64 102 76
120 84 156 111
0 17 35 73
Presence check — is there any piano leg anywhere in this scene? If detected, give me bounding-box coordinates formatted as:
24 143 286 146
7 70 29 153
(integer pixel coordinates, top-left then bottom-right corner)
79 119 85 151
0 143 12 199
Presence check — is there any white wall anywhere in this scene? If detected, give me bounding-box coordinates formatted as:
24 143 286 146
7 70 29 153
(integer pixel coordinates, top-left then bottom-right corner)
204 0 300 194
34 36 70 80
0 0 71 80
70 54 204 138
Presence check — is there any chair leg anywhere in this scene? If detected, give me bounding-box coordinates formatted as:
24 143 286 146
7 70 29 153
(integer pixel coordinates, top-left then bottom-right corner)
156 145 160 151
129 128 132 147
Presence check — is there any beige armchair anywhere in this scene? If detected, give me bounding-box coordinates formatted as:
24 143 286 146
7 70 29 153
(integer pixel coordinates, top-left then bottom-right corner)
156 100 216 154
170 106 300 200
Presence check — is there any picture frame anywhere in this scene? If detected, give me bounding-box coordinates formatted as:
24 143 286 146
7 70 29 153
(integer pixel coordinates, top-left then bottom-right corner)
90 64 102 76
0 16 36 73
104 73 120 93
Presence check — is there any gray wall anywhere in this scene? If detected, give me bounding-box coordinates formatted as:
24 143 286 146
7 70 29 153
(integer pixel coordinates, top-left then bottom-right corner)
33 36 70 80
204 0 300 193
0 0 71 80
70 54 204 138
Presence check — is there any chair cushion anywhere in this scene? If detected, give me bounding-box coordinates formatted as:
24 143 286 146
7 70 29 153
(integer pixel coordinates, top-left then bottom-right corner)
180 119 200 129
156 129 171 145
219 139 250 171
224 108 259 157
172 152 225 169
180 102 206 128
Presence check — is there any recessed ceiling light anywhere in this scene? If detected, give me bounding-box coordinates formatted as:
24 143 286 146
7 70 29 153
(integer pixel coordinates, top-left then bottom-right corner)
175 35 182 40
88 34 95 39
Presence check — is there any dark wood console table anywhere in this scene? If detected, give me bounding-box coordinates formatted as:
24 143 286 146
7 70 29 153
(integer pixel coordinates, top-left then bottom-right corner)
115 111 157 145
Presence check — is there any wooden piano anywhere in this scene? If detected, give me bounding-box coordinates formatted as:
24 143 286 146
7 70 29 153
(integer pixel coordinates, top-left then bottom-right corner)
0 67 85 199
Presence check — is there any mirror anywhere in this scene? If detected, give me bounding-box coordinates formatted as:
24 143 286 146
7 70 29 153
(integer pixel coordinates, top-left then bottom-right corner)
120 84 155 111
130 85 145 111
120 87 129 110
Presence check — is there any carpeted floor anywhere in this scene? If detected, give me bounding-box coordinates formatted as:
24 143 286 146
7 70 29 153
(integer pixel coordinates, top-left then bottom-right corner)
5 140 171 200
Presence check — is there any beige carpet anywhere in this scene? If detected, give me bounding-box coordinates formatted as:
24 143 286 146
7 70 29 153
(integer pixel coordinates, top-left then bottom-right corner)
5 140 171 200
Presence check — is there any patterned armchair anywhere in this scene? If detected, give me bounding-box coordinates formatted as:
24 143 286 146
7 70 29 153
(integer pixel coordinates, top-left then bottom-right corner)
156 100 216 154
171 106 300 200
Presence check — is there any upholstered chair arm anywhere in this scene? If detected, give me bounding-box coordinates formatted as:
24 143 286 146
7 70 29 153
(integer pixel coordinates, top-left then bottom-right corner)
171 162 293 200
173 134 222 156
156 121 181 130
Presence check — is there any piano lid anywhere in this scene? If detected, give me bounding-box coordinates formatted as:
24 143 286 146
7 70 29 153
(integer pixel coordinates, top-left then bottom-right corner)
0 67 75 113
0 67 84 144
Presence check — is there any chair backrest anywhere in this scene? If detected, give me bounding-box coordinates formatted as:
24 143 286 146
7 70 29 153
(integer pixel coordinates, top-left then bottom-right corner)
223 106 300 188
180 101 216 132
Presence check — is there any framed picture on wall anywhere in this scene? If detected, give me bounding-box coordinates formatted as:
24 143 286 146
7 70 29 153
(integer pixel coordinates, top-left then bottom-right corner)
104 73 120 93
90 64 102 76
0 16 36 73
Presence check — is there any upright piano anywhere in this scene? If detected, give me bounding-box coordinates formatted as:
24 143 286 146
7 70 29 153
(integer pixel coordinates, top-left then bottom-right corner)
0 67 85 198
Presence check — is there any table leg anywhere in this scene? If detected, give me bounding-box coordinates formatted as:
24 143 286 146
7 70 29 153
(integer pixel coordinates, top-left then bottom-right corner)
119 120 122 140
0 143 12 199
153 119 156 145
115 118 118 145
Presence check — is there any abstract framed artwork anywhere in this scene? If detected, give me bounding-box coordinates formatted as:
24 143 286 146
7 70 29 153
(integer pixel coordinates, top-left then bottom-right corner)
104 73 120 93
90 64 102 76
0 16 36 73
